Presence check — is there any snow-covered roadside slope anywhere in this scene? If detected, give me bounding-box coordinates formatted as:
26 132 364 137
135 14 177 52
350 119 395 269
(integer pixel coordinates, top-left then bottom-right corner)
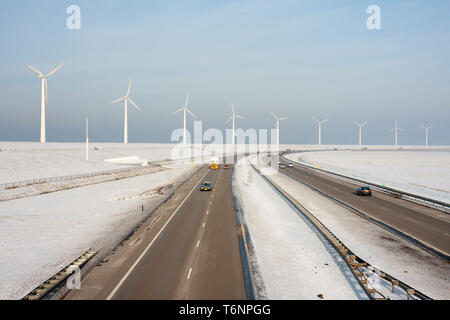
285 150 450 204
268 166 450 300
0 161 198 300
232 156 369 300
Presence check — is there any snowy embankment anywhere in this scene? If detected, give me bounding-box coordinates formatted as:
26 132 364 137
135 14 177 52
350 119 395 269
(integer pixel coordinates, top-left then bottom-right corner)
0 142 184 184
0 160 199 300
264 157 450 300
285 150 450 204
232 156 369 300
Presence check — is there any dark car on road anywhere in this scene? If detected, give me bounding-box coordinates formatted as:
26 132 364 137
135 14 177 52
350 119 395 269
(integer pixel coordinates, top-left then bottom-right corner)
200 181 212 191
223 164 230 169
356 186 372 196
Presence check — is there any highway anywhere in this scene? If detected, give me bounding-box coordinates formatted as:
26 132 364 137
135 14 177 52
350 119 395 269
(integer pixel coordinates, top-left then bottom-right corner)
280 157 450 258
65 165 246 300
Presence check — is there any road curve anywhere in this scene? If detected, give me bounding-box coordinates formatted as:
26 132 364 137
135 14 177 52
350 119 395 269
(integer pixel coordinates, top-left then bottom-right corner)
280 158 450 258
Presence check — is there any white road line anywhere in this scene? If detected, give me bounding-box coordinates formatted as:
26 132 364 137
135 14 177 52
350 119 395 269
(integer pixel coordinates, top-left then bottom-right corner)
106 168 210 300
196 240 200 247
202 222 206 228
187 267 193 279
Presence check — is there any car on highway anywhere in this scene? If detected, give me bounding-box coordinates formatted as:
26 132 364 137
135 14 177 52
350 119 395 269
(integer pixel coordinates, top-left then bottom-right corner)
200 181 212 191
223 164 230 169
356 186 372 196
279 164 286 169
287 163 294 167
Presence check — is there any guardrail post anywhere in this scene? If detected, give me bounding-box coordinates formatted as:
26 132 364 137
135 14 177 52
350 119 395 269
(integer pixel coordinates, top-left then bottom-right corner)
392 280 399 293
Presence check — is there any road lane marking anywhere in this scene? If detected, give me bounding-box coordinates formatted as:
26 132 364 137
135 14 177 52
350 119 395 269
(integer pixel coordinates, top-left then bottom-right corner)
106 168 210 300
202 222 206 228
196 240 200 247
187 267 192 279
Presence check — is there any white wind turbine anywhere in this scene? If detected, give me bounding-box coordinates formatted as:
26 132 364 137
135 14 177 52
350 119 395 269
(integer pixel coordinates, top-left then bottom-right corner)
271 112 287 146
173 92 197 145
313 117 328 145
390 120 403 146
226 103 246 145
25 62 65 143
420 125 432 146
110 79 142 144
353 121 368 146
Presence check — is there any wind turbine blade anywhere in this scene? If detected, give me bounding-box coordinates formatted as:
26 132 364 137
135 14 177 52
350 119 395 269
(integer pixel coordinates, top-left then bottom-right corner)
173 107 184 114
226 116 232 124
312 117 319 122
127 79 132 97
235 114 246 120
322 119 328 123
128 97 142 112
231 103 235 114
110 96 126 104
25 64 44 76
186 108 197 119
362 121 368 126
185 92 190 108
271 112 278 120
46 62 65 77
279 117 288 121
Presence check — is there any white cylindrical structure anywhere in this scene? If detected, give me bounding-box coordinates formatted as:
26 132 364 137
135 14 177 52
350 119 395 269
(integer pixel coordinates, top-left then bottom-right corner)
183 108 187 144
40 78 46 143
124 99 128 144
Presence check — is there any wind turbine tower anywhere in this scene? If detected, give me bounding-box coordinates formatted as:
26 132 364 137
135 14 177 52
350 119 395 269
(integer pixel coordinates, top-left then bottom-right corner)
353 121 368 146
226 103 246 145
420 125 431 146
313 117 328 145
173 93 197 144
271 112 288 146
110 79 143 144
391 120 403 146
25 62 65 143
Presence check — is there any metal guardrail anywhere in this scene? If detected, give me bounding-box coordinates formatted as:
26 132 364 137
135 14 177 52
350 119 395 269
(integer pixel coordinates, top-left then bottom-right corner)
281 152 450 212
23 249 96 300
251 161 432 300
0 163 161 191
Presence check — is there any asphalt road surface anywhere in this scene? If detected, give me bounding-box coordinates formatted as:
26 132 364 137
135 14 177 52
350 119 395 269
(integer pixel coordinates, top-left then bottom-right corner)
65 165 246 300
280 158 450 258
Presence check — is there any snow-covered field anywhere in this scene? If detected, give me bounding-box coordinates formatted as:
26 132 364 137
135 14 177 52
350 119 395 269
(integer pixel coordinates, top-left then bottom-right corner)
232 156 369 300
285 150 450 204
0 160 199 300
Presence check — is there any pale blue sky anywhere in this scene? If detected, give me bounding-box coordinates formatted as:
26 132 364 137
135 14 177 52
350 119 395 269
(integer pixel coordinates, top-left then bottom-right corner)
0 0 449 144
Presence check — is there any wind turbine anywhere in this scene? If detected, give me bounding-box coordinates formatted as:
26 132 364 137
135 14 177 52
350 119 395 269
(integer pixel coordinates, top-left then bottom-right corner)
226 103 246 145
353 121 368 146
313 117 328 145
110 79 142 144
25 62 65 143
173 92 197 145
420 125 431 146
271 112 287 146
390 120 403 146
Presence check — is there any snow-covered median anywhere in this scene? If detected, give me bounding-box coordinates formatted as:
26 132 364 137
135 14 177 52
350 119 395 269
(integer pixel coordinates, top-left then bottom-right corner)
285 150 450 204
0 161 198 300
232 156 368 300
